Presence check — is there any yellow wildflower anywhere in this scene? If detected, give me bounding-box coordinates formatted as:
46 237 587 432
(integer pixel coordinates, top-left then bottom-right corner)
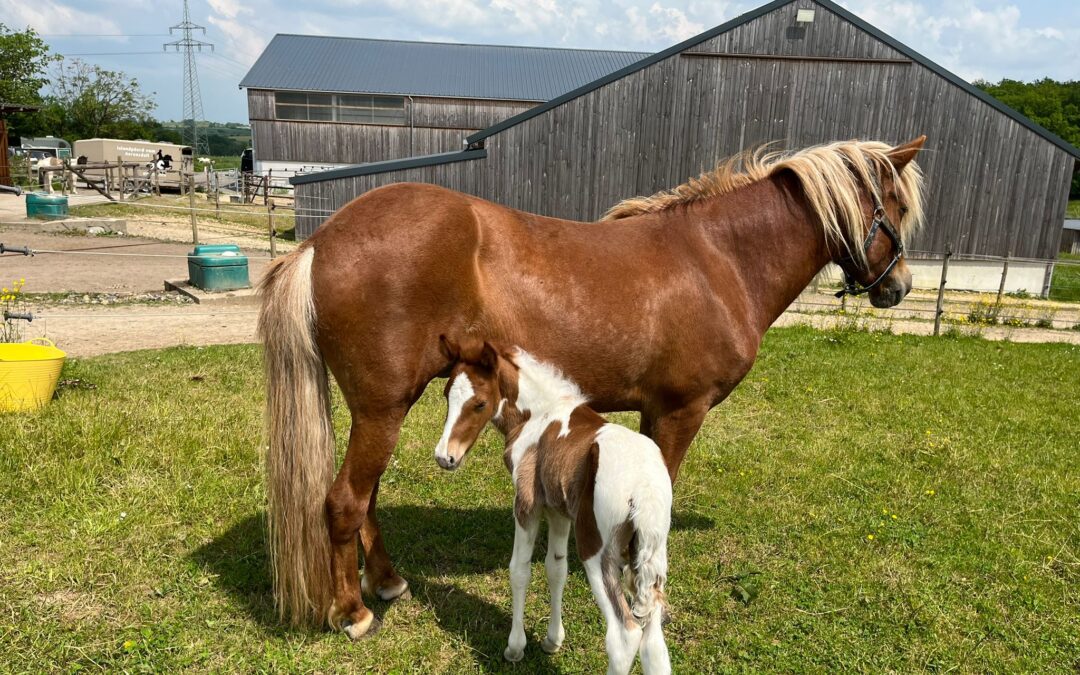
866 534 874 541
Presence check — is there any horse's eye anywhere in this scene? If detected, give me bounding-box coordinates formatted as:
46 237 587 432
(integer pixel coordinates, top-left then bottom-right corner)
475 401 487 411
899 206 909 216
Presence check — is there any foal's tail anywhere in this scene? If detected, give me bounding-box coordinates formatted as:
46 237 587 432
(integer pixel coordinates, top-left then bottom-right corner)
629 482 672 624
257 246 336 627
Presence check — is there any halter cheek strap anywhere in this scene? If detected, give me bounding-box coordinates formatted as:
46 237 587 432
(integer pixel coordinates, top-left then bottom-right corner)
835 203 904 298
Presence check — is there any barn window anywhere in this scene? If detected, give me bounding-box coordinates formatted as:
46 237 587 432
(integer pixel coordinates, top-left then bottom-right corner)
274 91 405 125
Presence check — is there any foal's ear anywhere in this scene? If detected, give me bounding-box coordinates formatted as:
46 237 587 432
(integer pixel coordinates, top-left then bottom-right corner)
438 334 459 362
479 341 498 371
887 135 927 172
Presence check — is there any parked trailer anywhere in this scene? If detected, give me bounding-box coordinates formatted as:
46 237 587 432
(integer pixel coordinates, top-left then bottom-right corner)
72 139 194 189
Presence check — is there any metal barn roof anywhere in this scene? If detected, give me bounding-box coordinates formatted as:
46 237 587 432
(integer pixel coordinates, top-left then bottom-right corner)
240 34 649 102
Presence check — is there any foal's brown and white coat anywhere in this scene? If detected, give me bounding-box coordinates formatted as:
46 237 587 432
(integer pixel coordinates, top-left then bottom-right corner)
436 337 673 675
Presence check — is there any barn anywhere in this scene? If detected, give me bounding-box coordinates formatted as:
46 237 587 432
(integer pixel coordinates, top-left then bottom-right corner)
239 35 646 177
289 0 1080 292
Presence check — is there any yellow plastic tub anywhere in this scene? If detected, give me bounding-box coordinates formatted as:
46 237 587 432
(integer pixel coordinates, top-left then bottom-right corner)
0 338 66 412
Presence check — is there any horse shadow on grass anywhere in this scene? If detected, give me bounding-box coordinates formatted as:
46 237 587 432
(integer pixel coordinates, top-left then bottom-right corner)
191 504 713 666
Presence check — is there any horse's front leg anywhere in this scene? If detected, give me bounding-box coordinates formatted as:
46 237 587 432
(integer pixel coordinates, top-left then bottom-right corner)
643 400 711 483
541 513 572 653
505 512 540 662
325 408 408 639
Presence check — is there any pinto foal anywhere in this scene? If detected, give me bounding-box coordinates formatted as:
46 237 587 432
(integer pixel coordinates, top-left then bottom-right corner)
435 337 673 674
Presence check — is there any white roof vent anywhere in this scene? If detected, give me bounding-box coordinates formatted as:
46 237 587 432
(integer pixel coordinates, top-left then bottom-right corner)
796 8 816 23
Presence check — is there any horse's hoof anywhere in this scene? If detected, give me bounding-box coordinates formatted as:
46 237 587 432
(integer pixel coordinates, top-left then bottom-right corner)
341 609 379 640
540 636 562 654
363 574 411 602
504 646 525 662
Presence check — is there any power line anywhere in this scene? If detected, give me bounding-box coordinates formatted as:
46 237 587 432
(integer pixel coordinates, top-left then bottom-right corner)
42 33 172 37
60 51 174 57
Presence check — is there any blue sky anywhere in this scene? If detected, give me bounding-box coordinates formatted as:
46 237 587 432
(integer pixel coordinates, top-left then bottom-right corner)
2 0 1077 123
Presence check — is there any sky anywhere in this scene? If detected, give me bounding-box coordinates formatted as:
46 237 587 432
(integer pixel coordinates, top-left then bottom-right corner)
1 0 1078 123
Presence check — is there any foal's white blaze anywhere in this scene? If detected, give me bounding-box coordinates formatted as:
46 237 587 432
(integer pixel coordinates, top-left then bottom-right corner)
435 372 475 468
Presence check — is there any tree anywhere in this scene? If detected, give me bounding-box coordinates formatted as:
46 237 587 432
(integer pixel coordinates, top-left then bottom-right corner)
40 58 161 142
0 24 54 141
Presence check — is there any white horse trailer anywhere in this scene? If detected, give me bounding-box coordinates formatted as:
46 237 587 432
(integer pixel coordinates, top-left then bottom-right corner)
73 138 194 189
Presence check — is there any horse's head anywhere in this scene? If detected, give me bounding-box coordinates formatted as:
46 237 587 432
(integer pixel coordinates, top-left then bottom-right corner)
835 135 927 308
434 335 513 471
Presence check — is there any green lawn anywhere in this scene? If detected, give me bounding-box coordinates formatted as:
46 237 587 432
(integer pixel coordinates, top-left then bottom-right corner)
1050 252 1080 302
69 194 295 239
1 328 1078 671
1067 200 1080 219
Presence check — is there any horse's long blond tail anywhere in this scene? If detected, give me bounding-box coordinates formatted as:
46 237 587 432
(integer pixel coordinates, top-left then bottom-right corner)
257 246 335 626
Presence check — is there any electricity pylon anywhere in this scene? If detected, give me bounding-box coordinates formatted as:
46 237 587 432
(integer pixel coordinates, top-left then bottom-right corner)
164 0 213 155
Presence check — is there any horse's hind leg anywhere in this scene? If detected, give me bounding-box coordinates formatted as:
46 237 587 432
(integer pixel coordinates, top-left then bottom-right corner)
325 408 408 639
358 479 409 602
582 552 642 675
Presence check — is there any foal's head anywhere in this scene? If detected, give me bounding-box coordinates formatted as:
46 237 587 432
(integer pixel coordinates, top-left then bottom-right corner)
434 336 520 471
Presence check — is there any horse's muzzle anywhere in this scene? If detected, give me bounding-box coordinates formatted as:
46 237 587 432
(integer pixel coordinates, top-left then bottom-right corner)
436 453 462 471
869 265 913 308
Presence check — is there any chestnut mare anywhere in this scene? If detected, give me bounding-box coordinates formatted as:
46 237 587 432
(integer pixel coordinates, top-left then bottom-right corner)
257 137 927 636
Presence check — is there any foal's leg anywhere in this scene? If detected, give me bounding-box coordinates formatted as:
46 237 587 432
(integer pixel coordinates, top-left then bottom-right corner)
638 606 671 674
582 553 642 675
325 408 407 639
541 513 572 654
505 513 540 662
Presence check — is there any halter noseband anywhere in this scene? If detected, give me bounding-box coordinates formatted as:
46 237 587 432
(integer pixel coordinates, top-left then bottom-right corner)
834 199 904 299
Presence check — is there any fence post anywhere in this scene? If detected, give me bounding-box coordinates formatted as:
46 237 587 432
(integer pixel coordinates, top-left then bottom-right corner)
117 156 125 202
933 245 952 336
213 171 220 216
994 251 1011 313
188 174 200 246
265 169 272 205
267 197 277 259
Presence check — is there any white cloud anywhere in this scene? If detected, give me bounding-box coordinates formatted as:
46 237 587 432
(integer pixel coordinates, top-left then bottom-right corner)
205 1 267 65
0 0 120 34
838 0 1080 81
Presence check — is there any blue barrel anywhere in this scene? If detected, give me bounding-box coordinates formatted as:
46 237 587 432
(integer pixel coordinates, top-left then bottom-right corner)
25 193 69 220
187 244 251 292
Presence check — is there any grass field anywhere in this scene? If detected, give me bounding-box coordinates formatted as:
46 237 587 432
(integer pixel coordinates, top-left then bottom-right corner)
1067 200 1080 219
1050 252 1080 302
1 327 1078 672
69 195 296 240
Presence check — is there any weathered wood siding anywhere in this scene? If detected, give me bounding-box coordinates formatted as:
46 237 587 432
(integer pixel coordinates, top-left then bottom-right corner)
247 89 533 165
295 0 1077 259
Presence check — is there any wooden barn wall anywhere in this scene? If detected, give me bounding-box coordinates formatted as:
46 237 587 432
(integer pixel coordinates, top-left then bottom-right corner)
247 89 534 165
295 0 1076 259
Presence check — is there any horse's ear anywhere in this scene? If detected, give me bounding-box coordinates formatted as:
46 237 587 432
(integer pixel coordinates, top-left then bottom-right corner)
479 341 498 371
888 135 927 172
439 334 459 362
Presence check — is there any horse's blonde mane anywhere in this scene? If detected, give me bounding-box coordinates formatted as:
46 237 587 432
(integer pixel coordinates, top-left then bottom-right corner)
602 140 925 264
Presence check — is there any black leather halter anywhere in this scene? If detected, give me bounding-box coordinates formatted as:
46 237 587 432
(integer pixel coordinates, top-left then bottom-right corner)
834 199 904 299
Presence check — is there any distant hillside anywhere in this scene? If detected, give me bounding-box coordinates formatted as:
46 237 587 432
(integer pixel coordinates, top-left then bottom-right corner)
160 121 251 156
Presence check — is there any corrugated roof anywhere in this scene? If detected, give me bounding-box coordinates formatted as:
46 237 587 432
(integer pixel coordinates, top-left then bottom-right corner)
240 34 649 102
